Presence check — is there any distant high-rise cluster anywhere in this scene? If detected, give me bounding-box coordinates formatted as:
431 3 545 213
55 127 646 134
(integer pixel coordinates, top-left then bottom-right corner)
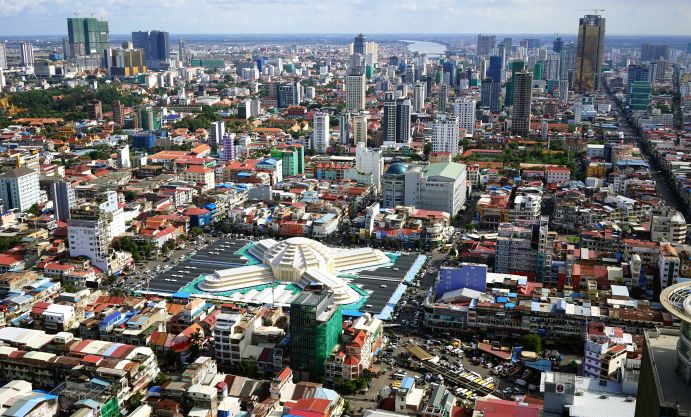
132 30 170 70
66 17 110 64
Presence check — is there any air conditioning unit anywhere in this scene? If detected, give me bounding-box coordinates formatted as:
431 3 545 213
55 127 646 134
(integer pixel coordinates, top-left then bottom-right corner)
625 397 635 402
575 391 583 396
599 394 608 399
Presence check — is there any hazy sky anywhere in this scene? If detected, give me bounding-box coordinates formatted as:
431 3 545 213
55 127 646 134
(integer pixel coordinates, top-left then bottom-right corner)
0 0 690 36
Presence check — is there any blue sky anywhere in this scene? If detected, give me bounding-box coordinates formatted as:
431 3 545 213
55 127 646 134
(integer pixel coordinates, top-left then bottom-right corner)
0 0 689 36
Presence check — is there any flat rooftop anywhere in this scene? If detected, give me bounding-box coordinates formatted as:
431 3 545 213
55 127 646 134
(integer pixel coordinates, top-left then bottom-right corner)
648 333 691 412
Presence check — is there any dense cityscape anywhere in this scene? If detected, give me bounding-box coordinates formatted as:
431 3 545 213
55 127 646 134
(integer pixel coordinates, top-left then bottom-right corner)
0 4 690 417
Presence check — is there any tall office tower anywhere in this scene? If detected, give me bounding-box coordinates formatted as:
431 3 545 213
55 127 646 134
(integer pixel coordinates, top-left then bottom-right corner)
221 134 236 161
453 98 477 134
290 290 342 382
442 60 456 86
641 43 669 61
432 113 460 154
355 142 383 193
277 82 299 108
627 64 652 91
438 83 449 113
51 181 76 222
178 37 186 63
312 112 330 154
480 78 500 113
209 120 225 149
66 17 110 62
353 34 366 55
339 112 350 145
560 43 577 86
352 113 368 144
345 72 366 111
132 30 170 70
105 47 146 77
543 52 561 81
628 81 652 110
503 38 513 55
112 100 125 127
487 55 503 82
383 96 412 146
413 82 426 113
505 60 525 107
511 71 533 137
553 37 563 53
19 42 34 66
477 34 496 56
574 14 606 93
0 44 6 69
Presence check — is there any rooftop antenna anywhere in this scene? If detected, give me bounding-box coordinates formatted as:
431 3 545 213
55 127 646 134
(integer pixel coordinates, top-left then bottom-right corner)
576 8 605 15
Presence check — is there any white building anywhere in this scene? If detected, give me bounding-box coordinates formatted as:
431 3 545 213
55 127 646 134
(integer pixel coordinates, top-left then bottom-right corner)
355 142 383 193
509 193 542 224
650 206 687 244
345 73 366 111
118 144 132 168
0 167 41 212
545 167 571 185
352 112 369 144
413 82 426 113
453 98 477 133
183 166 216 191
312 112 330 154
208 120 225 148
404 162 467 215
431 114 460 154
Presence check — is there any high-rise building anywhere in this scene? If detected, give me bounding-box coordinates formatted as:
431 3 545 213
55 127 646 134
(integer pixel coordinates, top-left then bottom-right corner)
628 81 651 111
553 37 563 53
289 290 342 382
560 43 577 86
209 120 225 149
50 181 75 222
0 167 40 212
453 98 477 134
339 113 350 145
0 43 6 69
312 112 330 154
132 30 170 70
480 78 500 113
352 113 369 145
413 82 426 113
511 71 533 137
88 100 102 120
66 17 110 62
112 100 125 126
345 73 366 111
19 42 34 66
382 98 411 146
487 55 503 82
574 14 606 93
105 47 146 77
353 34 366 55
221 133 236 161
438 83 449 113
277 82 299 108
432 114 460 155
505 60 525 107
178 37 186 63
640 43 669 61
355 142 383 193
477 34 496 56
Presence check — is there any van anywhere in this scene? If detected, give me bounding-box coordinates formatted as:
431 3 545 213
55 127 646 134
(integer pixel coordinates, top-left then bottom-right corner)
393 373 406 380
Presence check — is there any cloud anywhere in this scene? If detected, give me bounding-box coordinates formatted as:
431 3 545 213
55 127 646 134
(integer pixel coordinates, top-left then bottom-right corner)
0 0 689 35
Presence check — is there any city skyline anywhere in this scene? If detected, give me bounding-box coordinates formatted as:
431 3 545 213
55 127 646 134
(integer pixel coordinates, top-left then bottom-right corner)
0 0 690 36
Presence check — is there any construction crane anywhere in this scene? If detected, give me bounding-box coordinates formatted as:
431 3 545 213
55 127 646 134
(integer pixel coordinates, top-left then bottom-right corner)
576 8 605 15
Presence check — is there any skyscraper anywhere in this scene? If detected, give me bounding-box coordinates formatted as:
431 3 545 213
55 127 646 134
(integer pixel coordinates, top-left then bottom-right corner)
553 37 563 53
345 73 366 111
66 17 110 62
19 42 33 66
339 112 350 145
383 95 411 146
640 43 669 61
477 34 496 56
453 98 477 134
505 60 525 107
0 44 6 69
178 37 186 63
432 113 460 154
480 78 500 113
487 55 503 82
112 100 125 127
560 43 577 86
312 112 330 154
209 120 225 149
352 113 368 145
511 71 533 137
132 30 170 70
574 14 606 93
353 34 366 55
438 83 449 113
413 82 426 113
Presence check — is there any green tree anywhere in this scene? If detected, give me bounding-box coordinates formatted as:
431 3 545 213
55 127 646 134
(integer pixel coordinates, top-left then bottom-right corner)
521 333 543 352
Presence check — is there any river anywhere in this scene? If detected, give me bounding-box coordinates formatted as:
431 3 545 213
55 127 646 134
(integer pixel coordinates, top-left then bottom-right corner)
402 39 447 56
